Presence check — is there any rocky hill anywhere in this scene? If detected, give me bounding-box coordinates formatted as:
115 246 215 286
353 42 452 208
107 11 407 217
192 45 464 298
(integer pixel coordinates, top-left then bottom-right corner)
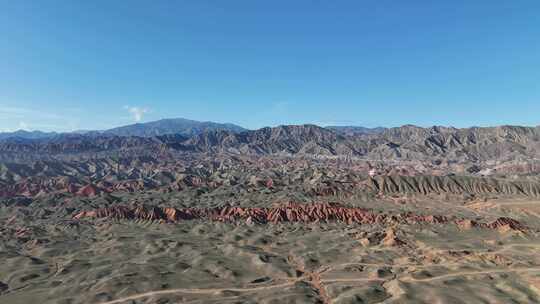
326 126 386 136
1 124 540 174
3 124 540 304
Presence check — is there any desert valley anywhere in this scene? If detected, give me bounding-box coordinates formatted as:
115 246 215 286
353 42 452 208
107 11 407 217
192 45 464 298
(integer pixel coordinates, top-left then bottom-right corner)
2 121 540 303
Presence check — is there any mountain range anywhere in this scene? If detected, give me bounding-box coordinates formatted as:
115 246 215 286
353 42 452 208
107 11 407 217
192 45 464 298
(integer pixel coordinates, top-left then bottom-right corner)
1 122 540 171
0 130 58 141
103 118 247 137
0 118 387 140
0 118 247 140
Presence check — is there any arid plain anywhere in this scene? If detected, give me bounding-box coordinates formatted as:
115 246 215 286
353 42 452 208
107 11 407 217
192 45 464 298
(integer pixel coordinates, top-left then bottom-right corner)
2 124 540 303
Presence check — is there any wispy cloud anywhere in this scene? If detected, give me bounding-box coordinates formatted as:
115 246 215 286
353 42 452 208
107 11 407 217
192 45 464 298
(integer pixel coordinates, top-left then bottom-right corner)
0 105 81 132
0 106 63 120
18 121 29 130
124 106 149 122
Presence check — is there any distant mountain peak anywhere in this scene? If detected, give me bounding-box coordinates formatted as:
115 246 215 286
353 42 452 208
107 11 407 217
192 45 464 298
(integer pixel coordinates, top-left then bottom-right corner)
0 130 58 141
0 118 247 141
104 117 247 137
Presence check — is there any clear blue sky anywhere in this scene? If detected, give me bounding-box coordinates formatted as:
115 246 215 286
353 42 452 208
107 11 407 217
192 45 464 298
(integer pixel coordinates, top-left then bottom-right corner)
1 1 539 132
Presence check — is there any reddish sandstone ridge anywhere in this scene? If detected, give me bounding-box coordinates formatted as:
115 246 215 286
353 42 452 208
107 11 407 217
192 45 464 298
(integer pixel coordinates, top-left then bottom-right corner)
73 202 526 232
456 217 525 232
77 184 100 197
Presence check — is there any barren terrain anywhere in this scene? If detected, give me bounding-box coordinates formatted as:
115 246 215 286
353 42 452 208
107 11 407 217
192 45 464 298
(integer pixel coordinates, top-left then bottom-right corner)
2 125 540 303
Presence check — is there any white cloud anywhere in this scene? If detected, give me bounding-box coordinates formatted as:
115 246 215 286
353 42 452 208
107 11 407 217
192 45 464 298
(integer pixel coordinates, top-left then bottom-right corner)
18 121 29 130
0 106 63 120
124 106 149 122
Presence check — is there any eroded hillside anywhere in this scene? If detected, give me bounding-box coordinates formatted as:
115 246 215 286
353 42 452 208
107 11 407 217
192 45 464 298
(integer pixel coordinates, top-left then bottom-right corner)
2 126 540 303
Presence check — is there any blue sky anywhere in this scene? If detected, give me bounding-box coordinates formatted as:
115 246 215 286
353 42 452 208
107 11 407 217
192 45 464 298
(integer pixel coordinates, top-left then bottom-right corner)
1 1 539 132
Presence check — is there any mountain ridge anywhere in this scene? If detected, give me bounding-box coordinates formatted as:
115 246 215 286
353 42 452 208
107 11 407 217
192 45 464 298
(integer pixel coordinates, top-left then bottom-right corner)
2 124 540 167
104 118 246 137
0 117 247 140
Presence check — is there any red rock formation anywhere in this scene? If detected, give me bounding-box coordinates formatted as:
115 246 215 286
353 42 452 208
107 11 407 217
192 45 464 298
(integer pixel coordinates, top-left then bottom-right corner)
381 228 406 246
455 217 526 233
485 217 524 229
456 219 475 230
73 202 527 233
77 184 100 197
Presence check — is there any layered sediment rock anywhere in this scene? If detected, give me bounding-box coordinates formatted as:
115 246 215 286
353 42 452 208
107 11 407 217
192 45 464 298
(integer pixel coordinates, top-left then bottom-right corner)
4 170 540 200
73 202 526 232
369 175 540 197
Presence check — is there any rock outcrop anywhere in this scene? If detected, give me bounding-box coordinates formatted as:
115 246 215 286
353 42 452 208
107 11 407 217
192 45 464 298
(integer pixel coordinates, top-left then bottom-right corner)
73 202 526 233
3 156 540 200
369 175 540 197
2 124 540 165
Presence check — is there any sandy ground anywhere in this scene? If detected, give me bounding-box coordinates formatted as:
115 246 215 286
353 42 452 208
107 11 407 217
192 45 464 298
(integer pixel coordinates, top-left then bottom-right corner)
2 190 540 304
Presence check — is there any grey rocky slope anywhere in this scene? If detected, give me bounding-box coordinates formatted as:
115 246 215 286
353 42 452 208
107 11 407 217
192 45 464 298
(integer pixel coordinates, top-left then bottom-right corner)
3 125 540 304
1 124 540 166
326 126 386 136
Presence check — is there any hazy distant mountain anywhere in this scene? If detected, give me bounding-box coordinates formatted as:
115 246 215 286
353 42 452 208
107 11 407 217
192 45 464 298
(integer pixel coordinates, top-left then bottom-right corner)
326 126 386 136
103 118 247 137
0 130 58 140
0 118 247 141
